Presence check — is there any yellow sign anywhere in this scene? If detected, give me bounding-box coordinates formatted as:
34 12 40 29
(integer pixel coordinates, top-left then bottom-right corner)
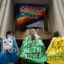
46 37 64 64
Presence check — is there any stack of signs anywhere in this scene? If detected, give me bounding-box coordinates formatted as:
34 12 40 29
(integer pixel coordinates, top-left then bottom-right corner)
26 20 43 28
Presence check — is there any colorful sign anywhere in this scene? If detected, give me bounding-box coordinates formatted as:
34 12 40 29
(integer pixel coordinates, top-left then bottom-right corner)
16 4 46 25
